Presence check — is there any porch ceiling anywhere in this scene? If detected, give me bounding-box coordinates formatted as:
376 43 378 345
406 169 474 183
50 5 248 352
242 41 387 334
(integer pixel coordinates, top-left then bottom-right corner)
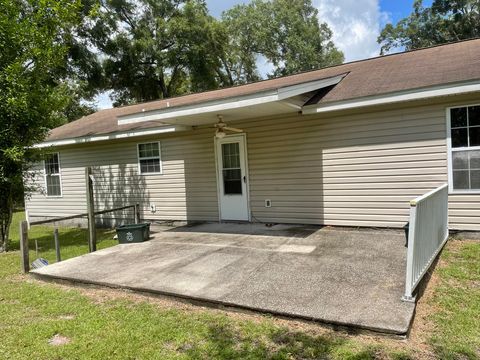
129 100 300 127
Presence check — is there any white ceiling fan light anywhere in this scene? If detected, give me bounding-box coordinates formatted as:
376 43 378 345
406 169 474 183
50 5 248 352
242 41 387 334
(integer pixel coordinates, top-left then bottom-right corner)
214 115 243 138
215 128 226 139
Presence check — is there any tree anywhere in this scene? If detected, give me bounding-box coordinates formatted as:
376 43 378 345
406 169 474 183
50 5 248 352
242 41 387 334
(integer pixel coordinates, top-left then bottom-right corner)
51 0 103 121
95 0 227 106
0 0 81 251
378 0 480 54
94 0 344 104
61 84 98 122
222 0 344 79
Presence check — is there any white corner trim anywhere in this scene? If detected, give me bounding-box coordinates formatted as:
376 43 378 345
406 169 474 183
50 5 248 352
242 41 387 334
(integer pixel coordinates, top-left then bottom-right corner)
302 81 480 115
117 74 346 126
446 107 454 194
34 125 189 148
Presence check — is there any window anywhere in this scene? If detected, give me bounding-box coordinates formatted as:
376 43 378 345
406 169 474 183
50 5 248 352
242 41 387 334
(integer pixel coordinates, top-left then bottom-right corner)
44 153 62 197
221 142 242 194
448 105 480 191
137 142 162 174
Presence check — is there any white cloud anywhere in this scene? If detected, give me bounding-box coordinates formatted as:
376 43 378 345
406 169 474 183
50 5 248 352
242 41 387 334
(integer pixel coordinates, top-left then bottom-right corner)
315 0 390 62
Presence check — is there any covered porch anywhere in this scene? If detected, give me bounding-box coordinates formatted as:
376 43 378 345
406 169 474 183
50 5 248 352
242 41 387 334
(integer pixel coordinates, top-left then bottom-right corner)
31 223 415 335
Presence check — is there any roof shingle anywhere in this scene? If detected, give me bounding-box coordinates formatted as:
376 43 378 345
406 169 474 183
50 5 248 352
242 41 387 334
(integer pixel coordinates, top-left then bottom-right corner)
48 39 480 141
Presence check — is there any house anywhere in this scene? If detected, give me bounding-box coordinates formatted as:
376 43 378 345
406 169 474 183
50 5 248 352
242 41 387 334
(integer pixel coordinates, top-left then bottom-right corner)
26 39 480 231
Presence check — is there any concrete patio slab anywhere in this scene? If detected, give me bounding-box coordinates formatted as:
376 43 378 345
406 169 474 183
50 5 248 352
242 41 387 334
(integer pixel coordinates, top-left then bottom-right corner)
31 223 415 335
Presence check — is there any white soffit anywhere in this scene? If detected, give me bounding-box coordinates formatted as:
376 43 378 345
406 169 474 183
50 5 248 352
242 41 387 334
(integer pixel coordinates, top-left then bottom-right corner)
34 125 188 148
117 74 347 126
302 81 480 115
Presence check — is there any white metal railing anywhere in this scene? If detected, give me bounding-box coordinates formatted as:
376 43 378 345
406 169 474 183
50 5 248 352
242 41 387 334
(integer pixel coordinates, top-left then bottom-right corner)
403 184 449 301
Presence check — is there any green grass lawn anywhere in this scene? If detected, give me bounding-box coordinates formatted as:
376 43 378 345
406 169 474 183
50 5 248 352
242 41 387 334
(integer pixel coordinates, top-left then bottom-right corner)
428 241 480 359
0 211 478 359
8 211 117 264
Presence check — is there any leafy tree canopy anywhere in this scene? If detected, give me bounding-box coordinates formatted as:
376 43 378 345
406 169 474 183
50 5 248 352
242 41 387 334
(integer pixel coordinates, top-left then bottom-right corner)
0 0 82 250
222 0 344 79
378 0 480 54
93 0 227 106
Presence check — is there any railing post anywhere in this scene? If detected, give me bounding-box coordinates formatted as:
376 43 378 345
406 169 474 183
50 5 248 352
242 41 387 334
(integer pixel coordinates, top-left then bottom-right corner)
85 167 96 252
134 203 140 224
54 228 61 262
19 221 29 273
403 203 417 302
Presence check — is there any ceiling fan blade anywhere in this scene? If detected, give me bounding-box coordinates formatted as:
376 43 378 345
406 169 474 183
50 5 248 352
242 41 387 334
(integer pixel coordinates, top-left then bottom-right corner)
224 126 243 133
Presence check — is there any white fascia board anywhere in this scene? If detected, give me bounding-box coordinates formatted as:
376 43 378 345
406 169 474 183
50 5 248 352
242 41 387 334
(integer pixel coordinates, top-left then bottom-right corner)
117 74 346 126
302 81 480 115
118 92 279 125
276 74 346 100
34 125 187 148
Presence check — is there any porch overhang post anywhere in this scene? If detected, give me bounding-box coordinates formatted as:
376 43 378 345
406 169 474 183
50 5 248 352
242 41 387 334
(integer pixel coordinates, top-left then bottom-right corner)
134 203 140 224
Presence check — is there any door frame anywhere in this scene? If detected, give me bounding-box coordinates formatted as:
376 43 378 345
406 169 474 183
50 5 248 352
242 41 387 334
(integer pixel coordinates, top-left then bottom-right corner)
214 133 251 222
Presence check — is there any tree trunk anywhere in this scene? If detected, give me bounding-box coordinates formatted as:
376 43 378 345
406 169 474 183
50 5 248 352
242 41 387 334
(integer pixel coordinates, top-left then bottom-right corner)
0 183 14 252
3 207 13 252
219 57 235 86
157 75 169 99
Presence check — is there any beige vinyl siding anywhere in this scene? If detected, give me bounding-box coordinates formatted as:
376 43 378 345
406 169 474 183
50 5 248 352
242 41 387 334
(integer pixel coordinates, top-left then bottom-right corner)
244 104 448 228
448 195 480 231
26 94 480 230
26 128 219 222
245 98 479 230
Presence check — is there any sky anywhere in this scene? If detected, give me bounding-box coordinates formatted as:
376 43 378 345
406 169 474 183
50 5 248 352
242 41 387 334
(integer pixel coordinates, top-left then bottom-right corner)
207 0 432 62
95 0 427 109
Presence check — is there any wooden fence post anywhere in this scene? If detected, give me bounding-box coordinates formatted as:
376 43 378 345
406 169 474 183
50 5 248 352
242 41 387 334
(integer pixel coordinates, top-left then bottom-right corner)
25 209 30 230
134 203 140 224
54 228 61 262
19 221 29 273
85 167 96 252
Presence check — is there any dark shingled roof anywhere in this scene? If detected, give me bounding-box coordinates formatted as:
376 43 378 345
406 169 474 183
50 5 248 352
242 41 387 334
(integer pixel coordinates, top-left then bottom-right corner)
47 39 480 141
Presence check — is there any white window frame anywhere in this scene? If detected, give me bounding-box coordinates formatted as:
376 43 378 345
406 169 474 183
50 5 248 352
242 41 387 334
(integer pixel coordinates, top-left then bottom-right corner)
137 141 163 175
43 152 63 198
446 103 480 194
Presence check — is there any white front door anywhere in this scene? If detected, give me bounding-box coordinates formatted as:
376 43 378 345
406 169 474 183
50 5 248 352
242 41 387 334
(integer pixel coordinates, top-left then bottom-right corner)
215 134 250 221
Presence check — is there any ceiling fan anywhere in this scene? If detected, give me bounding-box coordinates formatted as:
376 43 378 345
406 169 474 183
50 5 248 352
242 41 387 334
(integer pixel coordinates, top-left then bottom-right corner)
214 115 243 138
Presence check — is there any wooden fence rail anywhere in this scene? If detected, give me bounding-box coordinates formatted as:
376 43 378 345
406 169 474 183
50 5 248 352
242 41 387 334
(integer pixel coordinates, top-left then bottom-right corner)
20 202 140 273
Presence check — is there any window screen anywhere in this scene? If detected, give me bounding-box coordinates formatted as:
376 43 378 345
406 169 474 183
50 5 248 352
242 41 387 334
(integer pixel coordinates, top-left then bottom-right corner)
138 142 162 174
44 153 62 196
